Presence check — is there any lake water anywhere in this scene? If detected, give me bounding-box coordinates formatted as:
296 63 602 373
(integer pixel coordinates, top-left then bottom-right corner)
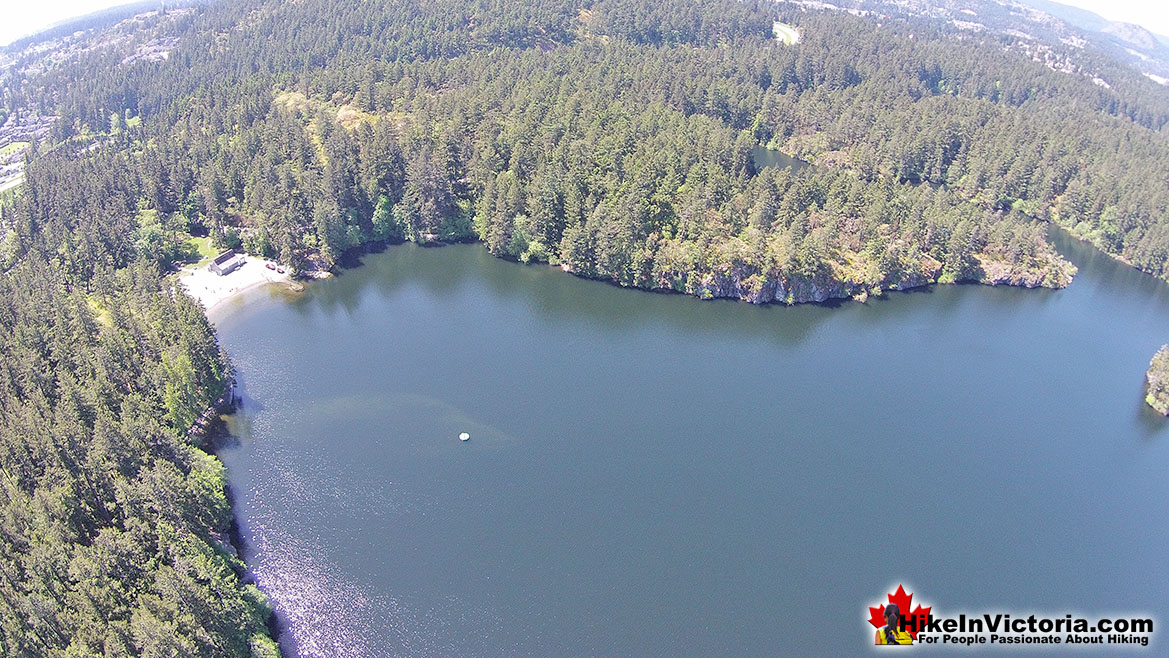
752 145 809 173
214 229 1169 656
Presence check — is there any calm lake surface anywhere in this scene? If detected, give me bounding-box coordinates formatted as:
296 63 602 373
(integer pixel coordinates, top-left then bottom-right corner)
214 229 1169 657
751 145 810 173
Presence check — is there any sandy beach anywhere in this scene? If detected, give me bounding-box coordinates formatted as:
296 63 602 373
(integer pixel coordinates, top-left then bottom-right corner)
178 256 294 313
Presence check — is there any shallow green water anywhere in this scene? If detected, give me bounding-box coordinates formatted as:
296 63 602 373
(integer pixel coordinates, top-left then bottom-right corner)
752 145 809 172
215 230 1169 657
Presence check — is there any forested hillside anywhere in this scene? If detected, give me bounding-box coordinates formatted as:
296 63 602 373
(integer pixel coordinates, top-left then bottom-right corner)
5 1 1168 297
2 10 280 651
0 262 278 654
7 0 1121 305
1 0 1168 653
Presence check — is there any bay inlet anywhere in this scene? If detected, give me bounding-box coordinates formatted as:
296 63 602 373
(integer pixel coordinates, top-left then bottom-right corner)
214 230 1169 657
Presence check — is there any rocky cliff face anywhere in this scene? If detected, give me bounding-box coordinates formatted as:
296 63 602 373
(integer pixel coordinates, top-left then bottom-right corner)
976 255 1077 289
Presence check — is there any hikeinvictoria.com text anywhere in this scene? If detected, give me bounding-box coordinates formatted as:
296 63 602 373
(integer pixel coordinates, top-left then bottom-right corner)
905 613 1153 647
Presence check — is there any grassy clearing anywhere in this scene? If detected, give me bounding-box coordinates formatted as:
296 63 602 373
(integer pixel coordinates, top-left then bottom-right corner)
0 142 29 157
187 236 218 265
274 90 313 114
86 296 113 328
336 104 375 130
773 22 800 45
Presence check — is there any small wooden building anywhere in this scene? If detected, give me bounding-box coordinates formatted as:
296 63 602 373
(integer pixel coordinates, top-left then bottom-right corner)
209 249 245 275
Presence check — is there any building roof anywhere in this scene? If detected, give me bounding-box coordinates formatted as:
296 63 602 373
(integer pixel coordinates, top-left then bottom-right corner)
212 250 239 265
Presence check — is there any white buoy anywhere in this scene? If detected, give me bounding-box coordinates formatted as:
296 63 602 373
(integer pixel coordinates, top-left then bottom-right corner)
459 432 470 441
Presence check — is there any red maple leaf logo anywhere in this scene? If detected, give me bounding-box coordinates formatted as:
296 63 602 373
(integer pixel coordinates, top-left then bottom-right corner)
868 584 932 640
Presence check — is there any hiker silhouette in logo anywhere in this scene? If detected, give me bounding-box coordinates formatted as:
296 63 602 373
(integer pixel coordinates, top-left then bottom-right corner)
875 603 914 645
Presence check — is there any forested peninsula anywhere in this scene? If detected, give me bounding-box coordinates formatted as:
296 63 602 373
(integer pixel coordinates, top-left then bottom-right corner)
2 0 1169 654
1147 345 1169 416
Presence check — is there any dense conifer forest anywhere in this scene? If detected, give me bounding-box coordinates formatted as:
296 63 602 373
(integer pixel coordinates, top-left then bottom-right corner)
0 258 279 656
2 0 1169 654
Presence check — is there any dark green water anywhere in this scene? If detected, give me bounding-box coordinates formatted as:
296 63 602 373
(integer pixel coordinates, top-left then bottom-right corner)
752 145 810 173
215 230 1169 657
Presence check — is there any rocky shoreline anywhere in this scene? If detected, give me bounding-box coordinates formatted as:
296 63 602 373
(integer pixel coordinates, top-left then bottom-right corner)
635 253 1074 306
1146 345 1169 416
229 235 1076 316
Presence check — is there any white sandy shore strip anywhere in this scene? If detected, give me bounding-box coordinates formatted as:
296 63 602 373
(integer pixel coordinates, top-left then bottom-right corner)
177 256 292 313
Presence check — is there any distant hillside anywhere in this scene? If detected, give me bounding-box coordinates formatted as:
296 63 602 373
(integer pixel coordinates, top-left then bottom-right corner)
1013 0 1169 64
1103 21 1159 50
1018 0 1169 49
2 0 205 52
799 0 1169 85
1013 0 1109 32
